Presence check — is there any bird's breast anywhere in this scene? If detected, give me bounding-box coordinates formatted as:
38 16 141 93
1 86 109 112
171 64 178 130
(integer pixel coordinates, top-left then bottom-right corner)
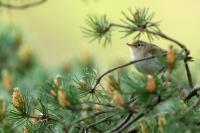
132 54 162 74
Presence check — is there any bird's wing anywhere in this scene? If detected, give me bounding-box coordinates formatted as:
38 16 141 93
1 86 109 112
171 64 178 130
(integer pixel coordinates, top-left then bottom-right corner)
145 44 166 56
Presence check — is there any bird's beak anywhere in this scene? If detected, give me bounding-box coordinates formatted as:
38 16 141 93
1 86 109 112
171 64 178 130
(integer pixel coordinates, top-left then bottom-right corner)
126 43 132 47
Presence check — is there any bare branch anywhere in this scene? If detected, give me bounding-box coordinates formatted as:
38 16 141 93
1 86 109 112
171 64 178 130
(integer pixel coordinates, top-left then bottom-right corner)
0 0 47 9
107 112 144 133
85 115 114 130
184 84 200 101
90 54 165 92
74 109 116 123
108 113 133 132
110 23 194 89
108 96 171 133
146 30 194 89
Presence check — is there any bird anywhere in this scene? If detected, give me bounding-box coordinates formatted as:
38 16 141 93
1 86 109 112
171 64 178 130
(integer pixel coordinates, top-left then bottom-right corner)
127 40 166 75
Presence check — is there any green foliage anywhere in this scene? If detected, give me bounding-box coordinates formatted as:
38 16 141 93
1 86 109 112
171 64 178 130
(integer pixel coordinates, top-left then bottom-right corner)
83 15 112 46
121 8 160 40
82 8 161 46
0 24 21 71
0 4 199 133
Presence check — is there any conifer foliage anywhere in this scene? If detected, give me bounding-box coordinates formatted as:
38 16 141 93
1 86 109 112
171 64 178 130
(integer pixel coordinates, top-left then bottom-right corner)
0 1 199 133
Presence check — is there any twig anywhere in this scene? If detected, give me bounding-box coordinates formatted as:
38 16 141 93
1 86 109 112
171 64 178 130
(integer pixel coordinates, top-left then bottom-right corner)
73 109 116 133
108 113 133 132
0 0 47 9
184 84 200 101
85 115 114 130
91 23 194 92
128 96 138 104
147 30 194 89
184 59 194 88
147 31 188 53
90 54 165 92
74 109 116 123
24 112 58 122
107 96 171 133
110 23 189 54
127 128 138 133
110 23 130 29
108 112 144 133
83 101 116 108
68 106 94 112
110 23 194 89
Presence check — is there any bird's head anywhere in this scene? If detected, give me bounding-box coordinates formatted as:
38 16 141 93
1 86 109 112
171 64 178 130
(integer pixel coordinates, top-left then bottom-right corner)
126 40 148 56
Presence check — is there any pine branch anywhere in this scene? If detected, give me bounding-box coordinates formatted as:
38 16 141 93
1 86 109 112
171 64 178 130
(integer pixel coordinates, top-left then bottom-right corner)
107 112 144 133
4 7 199 133
184 84 200 101
84 101 116 108
108 113 133 132
85 115 114 130
0 0 47 9
108 96 171 133
83 8 194 90
90 53 166 92
146 30 193 88
74 109 116 123
109 23 194 89
25 113 57 122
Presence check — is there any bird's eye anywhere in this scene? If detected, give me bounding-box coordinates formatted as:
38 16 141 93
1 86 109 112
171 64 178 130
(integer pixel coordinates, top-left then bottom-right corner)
137 43 143 47
134 43 143 48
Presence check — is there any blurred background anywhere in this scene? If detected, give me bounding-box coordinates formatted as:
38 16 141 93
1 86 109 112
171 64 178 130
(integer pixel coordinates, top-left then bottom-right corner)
1 0 199 70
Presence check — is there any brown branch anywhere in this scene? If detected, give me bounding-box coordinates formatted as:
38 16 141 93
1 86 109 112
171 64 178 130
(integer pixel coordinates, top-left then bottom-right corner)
110 23 189 54
83 101 116 108
184 59 194 88
108 113 133 132
108 96 171 133
99 23 194 90
110 23 194 89
184 84 200 102
107 112 144 133
90 55 162 92
85 115 114 130
74 109 116 123
146 31 189 53
147 30 194 89
127 128 138 133
0 0 47 9
24 112 57 122
108 95 137 132
68 106 94 112
110 23 130 29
